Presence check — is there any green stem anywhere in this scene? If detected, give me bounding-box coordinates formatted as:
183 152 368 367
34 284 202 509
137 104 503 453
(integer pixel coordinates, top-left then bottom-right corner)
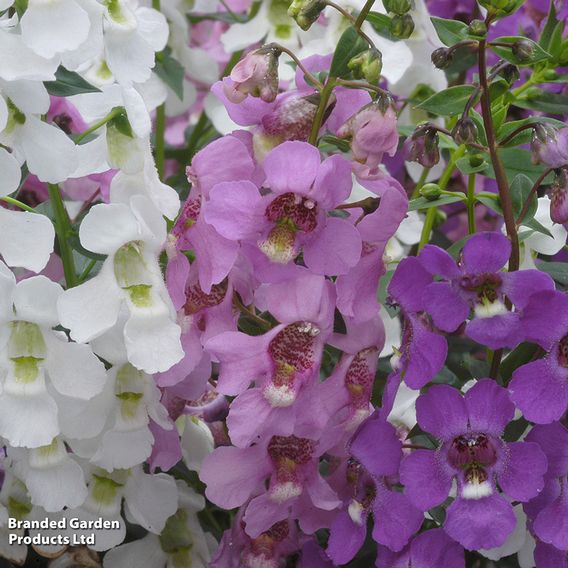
467 173 476 234
308 78 336 146
417 145 466 250
75 108 121 144
411 167 431 199
78 258 98 283
0 196 36 213
48 184 77 288
154 103 166 179
354 0 375 28
478 39 519 272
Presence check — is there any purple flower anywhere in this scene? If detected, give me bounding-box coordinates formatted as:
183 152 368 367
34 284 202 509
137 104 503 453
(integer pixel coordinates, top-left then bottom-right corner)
326 418 423 559
385 256 447 393
337 103 399 178
375 528 465 568
336 174 408 322
200 434 340 538
509 290 568 424
211 512 298 568
206 273 335 446
525 422 568 553
400 380 548 550
417 232 554 349
532 125 568 169
204 141 362 277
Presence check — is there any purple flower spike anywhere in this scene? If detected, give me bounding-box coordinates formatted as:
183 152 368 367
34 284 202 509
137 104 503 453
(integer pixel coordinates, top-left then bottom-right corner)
418 231 555 349
400 380 548 550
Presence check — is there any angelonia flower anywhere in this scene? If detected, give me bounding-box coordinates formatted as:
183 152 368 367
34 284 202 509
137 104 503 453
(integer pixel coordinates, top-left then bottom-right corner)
1 0 568 565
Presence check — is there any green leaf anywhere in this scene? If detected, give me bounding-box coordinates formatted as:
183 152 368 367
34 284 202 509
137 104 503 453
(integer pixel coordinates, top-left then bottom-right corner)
540 0 559 51
498 148 552 184
366 12 397 42
430 17 468 46
538 262 568 285
510 173 537 223
154 51 185 100
446 234 473 259
490 36 551 66
476 192 503 215
513 89 568 115
417 85 477 116
547 20 564 61
330 26 368 78
319 134 351 153
68 235 107 262
523 216 553 238
500 342 539 382
503 417 530 441
44 67 101 97
408 194 466 211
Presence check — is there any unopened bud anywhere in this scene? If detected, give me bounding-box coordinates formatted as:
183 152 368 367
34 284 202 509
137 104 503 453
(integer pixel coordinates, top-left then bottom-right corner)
390 14 415 39
348 49 383 84
382 0 413 15
405 125 440 168
512 39 534 62
420 183 442 201
225 44 282 104
431 47 453 70
469 154 485 168
468 19 487 37
543 70 558 81
288 0 326 31
452 117 478 145
550 169 568 225
498 63 519 84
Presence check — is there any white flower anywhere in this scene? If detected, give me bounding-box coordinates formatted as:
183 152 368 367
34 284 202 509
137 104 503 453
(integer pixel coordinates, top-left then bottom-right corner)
57 195 184 373
103 0 169 86
0 78 78 183
519 196 567 269
61 466 178 551
0 16 59 81
180 416 214 473
103 481 213 568
8 438 88 512
69 320 173 470
20 0 91 58
0 264 107 448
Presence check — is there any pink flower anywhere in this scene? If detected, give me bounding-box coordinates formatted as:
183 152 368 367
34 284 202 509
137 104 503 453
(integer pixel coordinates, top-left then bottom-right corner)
224 44 281 104
337 102 399 177
203 141 362 278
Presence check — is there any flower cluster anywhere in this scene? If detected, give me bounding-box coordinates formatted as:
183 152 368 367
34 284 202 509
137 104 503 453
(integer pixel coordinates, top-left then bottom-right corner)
0 0 567 566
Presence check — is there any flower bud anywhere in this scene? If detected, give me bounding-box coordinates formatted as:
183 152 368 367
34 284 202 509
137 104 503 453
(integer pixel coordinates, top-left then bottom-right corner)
498 63 519 84
405 125 440 168
431 47 453 70
468 19 487 37
224 44 282 104
550 169 568 224
348 48 383 84
452 117 478 145
390 14 415 39
531 124 568 169
382 0 413 15
288 0 326 31
420 183 442 201
337 102 398 173
512 39 534 62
